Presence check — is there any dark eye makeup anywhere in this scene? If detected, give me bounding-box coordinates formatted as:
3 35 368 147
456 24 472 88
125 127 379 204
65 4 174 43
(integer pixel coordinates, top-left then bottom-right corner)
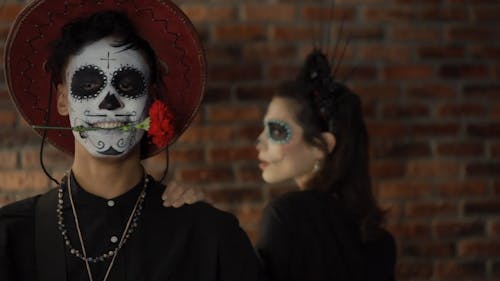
266 120 292 144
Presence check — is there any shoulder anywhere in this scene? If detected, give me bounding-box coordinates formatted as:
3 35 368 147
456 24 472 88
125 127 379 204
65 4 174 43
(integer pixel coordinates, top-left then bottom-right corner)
0 194 41 219
145 179 240 230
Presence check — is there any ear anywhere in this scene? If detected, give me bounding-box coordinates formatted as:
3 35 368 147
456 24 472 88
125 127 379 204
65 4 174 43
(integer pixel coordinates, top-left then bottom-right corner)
321 132 336 154
56 83 69 116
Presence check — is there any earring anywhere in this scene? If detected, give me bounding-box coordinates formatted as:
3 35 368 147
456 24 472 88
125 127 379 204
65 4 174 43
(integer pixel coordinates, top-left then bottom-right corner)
313 160 321 173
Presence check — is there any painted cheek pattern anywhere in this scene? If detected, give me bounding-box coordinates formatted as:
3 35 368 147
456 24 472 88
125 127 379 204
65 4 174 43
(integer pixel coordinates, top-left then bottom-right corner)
267 120 292 144
70 65 107 101
111 66 147 99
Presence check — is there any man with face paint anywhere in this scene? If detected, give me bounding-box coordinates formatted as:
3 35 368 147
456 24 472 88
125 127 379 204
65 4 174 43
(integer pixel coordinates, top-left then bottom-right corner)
63 36 151 158
0 2 264 281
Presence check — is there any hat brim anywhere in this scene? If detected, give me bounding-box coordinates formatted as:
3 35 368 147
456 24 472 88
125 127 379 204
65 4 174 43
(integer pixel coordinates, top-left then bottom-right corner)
4 0 206 159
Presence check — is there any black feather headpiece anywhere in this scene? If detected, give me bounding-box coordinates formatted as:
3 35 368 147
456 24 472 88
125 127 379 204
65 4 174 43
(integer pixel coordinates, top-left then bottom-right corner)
294 0 351 135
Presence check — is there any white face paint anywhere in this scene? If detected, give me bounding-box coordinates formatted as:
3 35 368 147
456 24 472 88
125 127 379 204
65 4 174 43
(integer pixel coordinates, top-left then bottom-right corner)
65 36 151 158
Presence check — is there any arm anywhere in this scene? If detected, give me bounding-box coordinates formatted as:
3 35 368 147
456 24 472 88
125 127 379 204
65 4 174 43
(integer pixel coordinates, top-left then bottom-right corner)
162 181 207 207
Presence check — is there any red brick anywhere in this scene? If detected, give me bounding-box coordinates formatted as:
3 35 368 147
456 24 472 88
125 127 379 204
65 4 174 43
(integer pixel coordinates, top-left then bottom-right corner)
242 43 296 61
169 149 204 163
459 240 500 257
208 146 257 163
448 26 500 41
0 129 41 148
214 24 266 41
206 104 261 123
491 143 500 157
367 122 408 138
402 242 454 258
177 125 233 144
271 26 320 41
434 220 485 238
352 83 401 100
0 110 16 127
419 46 465 59
335 65 378 81
387 222 431 239
176 167 233 183
244 4 296 21
0 151 17 169
489 220 500 237
0 170 50 191
378 202 403 220
413 123 460 137
492 103 500 119
467 123 500 138
437 141 484 157
180 5 236 22
209 64 262 82
419 7 468 21
0 4 24 22
300 6 356 22
233 124 262 142
358 45 412 62
406 202 458 218
236 84 275 101
267 64 300 80
407 160 459 178
370 161 406 179
205 45 242 63
376 182 433 200
390 26 441 42
344 26 384 40
396 261 433 280
472 7 500 21
436 261 486 280
362 7 417 22
471 45 500 59
439 64 489 79
203 87 231 103
464 200 500 215
464 84 500 99
381 103 429 118
207 187 262 204
437 103 485 117
371 141 431 159
406 84 456 99
235 165 261 183
437 181 488 198
384 65 434 80
21 146 71 169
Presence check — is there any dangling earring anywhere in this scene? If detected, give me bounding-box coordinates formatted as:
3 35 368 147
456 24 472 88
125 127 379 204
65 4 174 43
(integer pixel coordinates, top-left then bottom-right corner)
313 160 322 173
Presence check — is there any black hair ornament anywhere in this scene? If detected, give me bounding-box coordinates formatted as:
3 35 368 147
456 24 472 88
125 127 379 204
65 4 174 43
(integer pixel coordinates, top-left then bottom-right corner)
295 0 353 135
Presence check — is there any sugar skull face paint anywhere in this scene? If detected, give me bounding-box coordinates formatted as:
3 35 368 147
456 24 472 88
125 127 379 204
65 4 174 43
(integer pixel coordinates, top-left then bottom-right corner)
256 97 322 185
266 120 292 144
65 36 151 158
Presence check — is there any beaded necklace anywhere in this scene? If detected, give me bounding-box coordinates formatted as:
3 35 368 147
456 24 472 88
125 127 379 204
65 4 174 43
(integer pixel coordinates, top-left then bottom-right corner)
57 171 148 281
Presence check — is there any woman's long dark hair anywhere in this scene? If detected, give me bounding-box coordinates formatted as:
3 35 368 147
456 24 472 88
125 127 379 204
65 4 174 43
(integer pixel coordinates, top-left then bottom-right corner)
275 78 385 242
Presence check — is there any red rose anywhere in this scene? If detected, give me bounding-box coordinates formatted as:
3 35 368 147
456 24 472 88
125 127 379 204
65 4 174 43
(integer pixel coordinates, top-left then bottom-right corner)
148 100 175 148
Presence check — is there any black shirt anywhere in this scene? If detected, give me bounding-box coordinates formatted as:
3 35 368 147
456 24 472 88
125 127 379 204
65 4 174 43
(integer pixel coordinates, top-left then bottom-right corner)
0 175 264 281
256 190 396 281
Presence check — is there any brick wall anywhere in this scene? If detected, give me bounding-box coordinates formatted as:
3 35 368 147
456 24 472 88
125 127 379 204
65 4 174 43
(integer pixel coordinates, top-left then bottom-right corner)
1 0 499 280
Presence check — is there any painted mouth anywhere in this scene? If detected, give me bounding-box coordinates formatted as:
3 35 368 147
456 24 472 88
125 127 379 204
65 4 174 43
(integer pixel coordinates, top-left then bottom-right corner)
83 120 131 130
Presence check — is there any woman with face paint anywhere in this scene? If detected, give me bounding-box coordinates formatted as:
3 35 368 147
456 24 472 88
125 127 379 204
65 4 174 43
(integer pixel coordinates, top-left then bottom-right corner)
163 51 396 281
0 2 264 281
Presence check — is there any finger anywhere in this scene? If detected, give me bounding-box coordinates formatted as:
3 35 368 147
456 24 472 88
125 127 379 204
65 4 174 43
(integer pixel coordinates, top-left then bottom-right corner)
162 181 177 200
164 182 184 203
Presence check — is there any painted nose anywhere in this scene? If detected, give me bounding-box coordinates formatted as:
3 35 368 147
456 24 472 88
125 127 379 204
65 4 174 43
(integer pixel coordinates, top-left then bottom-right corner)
256 131 265 151
98 92 122 110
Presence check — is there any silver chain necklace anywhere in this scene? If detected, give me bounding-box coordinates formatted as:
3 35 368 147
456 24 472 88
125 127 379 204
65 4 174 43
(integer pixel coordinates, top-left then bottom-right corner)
57 171 148 281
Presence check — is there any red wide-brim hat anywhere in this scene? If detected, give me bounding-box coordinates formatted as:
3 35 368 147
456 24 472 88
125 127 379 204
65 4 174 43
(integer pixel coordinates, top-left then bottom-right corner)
4 0 206 159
